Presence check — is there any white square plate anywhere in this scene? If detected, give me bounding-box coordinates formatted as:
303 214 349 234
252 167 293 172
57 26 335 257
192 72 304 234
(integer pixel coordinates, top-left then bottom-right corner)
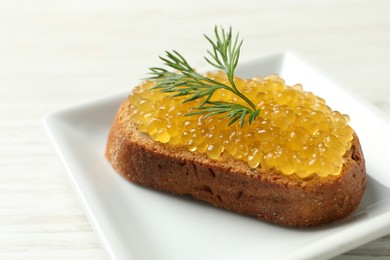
43 52 390 260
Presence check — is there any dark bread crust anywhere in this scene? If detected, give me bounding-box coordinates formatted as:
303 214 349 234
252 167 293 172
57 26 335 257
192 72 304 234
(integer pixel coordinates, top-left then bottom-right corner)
106 100 366 227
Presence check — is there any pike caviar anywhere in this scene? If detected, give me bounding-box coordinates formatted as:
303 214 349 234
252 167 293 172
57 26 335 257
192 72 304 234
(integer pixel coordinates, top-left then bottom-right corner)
128 71 353 178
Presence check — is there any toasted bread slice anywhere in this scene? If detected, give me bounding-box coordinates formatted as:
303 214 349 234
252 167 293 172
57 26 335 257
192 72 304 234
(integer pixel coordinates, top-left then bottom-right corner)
106 99 366 227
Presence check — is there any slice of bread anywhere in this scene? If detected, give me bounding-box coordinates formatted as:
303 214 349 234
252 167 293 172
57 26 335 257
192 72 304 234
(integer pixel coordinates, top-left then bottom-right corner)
106 99 366 227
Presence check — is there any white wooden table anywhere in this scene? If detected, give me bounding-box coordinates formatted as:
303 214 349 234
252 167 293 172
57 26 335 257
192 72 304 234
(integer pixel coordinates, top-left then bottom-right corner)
1 0 389 259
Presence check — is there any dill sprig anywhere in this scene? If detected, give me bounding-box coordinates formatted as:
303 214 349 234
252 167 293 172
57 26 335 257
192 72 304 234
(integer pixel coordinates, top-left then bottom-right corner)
148 26 260 127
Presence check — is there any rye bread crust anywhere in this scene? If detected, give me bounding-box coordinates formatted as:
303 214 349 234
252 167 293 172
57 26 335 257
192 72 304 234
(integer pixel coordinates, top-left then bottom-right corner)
105 99 366 227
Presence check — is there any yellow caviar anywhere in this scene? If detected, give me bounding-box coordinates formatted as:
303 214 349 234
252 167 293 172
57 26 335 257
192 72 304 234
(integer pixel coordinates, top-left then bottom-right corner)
128 71 353 178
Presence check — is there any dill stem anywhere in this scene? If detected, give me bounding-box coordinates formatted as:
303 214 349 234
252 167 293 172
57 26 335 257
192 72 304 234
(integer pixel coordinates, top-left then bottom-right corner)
227 76 257 111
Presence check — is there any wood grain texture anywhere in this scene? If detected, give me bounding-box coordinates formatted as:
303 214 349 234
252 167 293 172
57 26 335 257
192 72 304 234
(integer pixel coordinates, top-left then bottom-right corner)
0 0 389 259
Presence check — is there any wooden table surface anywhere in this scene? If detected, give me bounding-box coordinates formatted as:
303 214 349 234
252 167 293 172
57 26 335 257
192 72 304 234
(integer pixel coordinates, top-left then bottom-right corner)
1 0 389 259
